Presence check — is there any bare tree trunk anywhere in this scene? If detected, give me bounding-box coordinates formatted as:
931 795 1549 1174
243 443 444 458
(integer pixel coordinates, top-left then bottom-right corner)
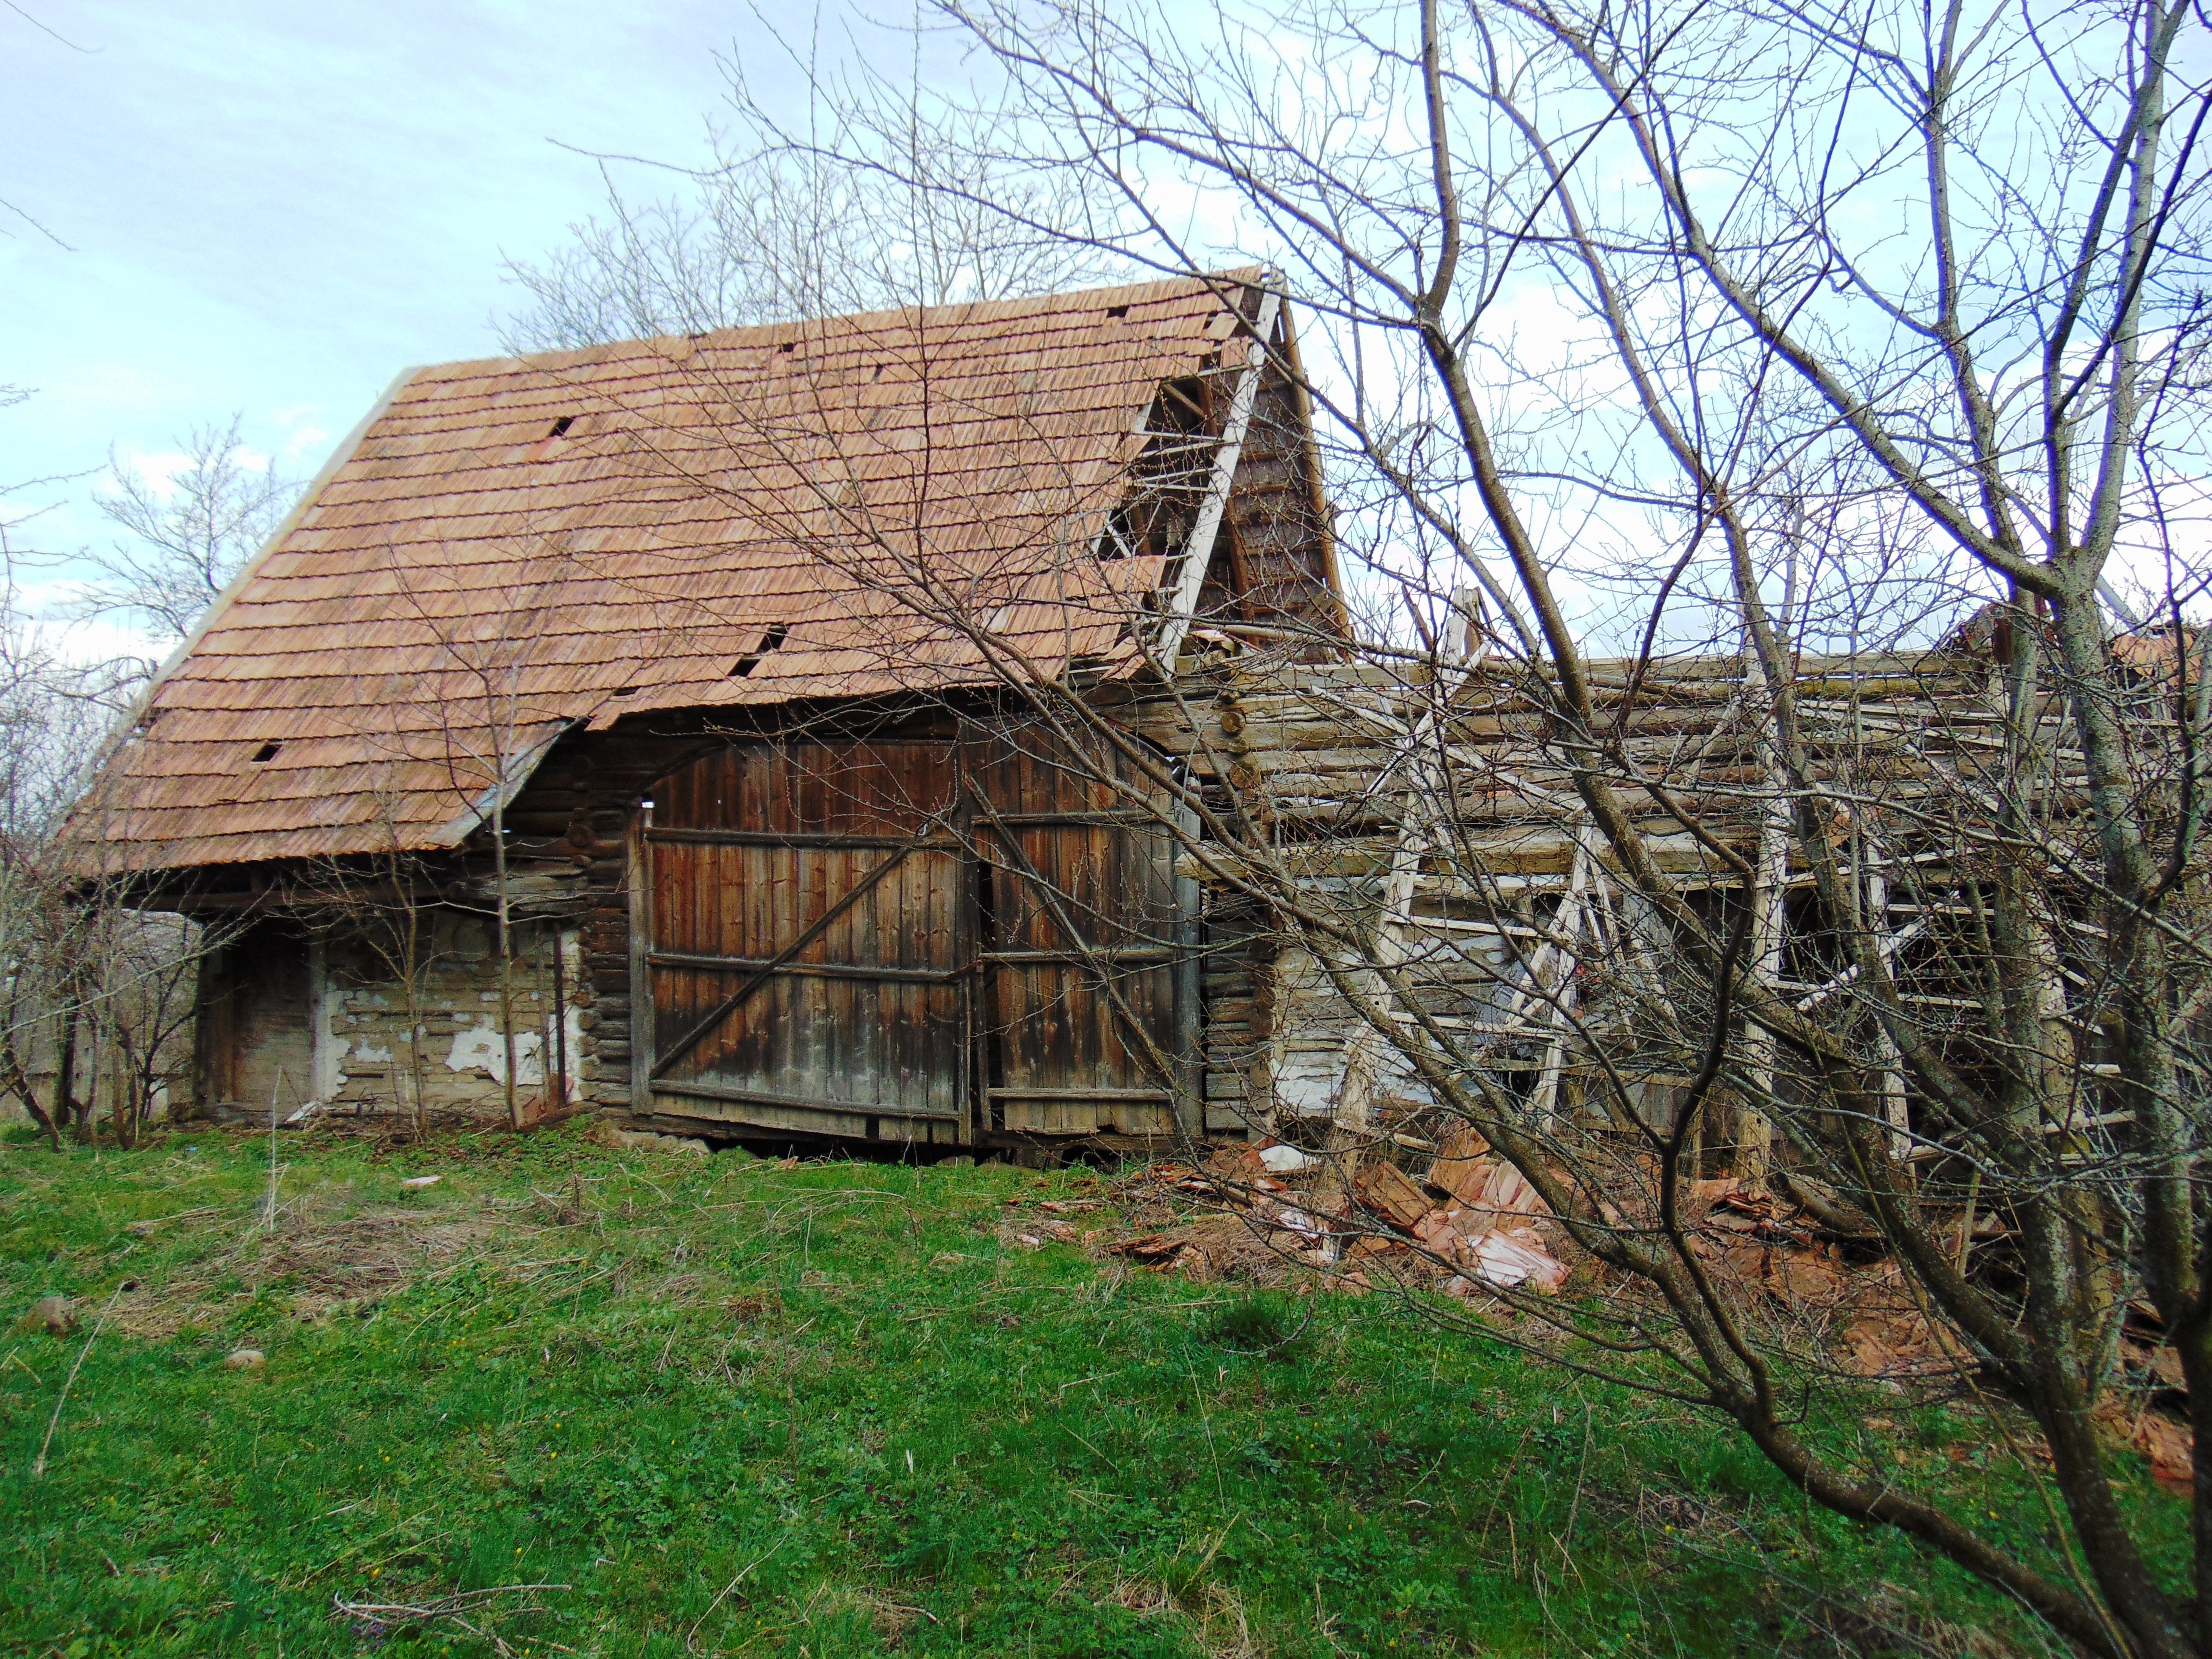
494 804 520 1131
0 1011 61 1152
52 1004 78 1139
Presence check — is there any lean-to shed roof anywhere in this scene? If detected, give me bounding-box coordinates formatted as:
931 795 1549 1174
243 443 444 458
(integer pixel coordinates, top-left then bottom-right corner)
83 272 1282 872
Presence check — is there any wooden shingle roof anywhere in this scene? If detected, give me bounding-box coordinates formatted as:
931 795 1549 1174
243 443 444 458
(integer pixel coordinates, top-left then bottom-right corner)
85 273 1277 871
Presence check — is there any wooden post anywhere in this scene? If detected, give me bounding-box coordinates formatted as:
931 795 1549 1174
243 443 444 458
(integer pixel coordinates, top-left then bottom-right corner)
1741 731 1790 1187
1863 841 1911 1161
1526 827 1597 1130
551 926 570 1110
958 749 985 1148
189 941 236 1117
1173 792 1205 1143
628 801 654 1117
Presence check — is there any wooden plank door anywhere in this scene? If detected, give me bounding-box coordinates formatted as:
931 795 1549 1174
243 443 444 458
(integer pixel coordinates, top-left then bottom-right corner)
965 720 1188 1137
642 739 971 1142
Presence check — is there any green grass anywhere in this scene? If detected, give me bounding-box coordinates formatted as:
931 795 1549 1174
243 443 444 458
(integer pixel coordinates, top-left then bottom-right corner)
0 1123 2151 1656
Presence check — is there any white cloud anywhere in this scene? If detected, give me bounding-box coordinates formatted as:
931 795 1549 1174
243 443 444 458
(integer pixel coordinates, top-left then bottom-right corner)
100 447 194 502
41 613 165 669
273 411 333 464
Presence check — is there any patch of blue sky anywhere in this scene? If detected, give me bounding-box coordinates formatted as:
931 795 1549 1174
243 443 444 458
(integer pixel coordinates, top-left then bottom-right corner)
2 0 768 657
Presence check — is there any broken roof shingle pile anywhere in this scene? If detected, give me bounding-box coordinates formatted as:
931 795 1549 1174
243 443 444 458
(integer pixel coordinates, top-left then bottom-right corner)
1104 1133 1572 1297
1087 1135 2195 1483
84 273 1264 871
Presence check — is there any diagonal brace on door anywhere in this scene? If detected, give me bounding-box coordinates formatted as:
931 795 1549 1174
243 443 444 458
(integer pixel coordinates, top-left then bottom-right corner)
650 842 918 1082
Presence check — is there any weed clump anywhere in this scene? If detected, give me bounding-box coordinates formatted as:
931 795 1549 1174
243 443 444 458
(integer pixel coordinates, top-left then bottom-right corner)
1201 1293 1302 1356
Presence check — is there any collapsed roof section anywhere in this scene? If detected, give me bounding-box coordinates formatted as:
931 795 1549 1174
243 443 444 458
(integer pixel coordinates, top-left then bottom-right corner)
82 272 1343 872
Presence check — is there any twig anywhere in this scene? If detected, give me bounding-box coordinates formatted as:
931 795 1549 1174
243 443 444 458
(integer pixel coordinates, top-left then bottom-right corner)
331 1582 569 1627
685 1540 785 1650
264 1066 287 1231
1185 1353 1228 1513
337 1586 569 1613
131 1204 224 1231
1053 1368 1122 1395
1955 1167 1982 1276
31 1280 127 1478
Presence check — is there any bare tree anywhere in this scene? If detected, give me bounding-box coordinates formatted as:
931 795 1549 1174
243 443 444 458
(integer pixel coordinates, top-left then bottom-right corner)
0 546 201 1148
0 406 258 1147
80 416 294 652
624 0 2212 1650
296 832 443 1136
501 40 1120 351
348 537 603 1131
73 907 200 1149
0 614 98 1150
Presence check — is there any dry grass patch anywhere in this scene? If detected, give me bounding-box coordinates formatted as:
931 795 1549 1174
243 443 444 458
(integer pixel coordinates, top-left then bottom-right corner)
108 1194 502 1339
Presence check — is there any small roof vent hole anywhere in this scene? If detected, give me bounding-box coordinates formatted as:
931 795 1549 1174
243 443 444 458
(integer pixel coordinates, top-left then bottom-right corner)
250 742 282 764
729 622 790 678
1105 304 1129 319
545 415 576 439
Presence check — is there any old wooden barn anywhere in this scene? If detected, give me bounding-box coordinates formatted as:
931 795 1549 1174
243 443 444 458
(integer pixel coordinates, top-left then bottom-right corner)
80 273 1348 1153
82 268 2087 1170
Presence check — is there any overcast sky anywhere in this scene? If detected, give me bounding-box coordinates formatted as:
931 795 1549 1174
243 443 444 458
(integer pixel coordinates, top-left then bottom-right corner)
2 0 773 651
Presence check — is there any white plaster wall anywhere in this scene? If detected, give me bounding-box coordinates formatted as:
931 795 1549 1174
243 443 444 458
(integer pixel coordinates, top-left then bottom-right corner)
447 1021 544 1085
314 917 580 1116
309 938 348 1105
559 927 584 1104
